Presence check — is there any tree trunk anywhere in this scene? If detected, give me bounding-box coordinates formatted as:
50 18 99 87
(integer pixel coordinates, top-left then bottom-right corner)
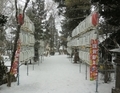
7 0 30 87
7 25 21 87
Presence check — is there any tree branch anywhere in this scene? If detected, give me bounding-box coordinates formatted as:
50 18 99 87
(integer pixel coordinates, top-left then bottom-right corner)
23 0 30 20
15 0 18 23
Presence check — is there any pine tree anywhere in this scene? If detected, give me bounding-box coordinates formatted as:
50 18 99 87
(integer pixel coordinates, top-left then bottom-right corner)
55 0 90 48
26 0 49 61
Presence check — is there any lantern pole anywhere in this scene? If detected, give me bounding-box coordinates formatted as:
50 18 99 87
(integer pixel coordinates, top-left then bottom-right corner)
95 3 99 93
17 8 20 86
95 27 99 93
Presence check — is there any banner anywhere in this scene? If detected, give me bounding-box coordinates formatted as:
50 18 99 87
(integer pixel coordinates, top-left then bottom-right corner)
90 39 98 81
10 40 21 75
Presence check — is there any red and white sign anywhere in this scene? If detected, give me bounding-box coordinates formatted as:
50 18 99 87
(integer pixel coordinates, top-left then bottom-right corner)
10 40 21 75
90 39 98 80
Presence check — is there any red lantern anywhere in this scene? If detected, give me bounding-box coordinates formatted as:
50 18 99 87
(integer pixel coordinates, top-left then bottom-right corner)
18 14 24 25
92 12 98 26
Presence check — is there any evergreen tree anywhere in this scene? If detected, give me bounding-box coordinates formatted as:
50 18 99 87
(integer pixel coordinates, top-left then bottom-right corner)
55 0 91 48
26 0 49 61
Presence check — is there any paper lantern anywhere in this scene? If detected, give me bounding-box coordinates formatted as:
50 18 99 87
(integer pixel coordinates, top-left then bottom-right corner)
18 14 24 25
92 12 98 26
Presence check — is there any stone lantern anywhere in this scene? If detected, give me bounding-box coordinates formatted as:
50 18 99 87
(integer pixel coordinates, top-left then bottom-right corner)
110 48 120 93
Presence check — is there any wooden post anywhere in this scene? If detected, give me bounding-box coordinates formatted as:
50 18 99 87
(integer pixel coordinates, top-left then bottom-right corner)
112 52 120 93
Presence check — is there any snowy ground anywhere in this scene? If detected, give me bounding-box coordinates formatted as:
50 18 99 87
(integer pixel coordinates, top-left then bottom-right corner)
0 53 115 93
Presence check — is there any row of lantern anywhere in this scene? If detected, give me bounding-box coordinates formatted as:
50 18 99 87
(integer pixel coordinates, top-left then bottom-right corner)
39 48 44 55
72 12 98 37
19 48 34 63
21 14 35 33
19 15 35 63
79 50 90 64
67 47 72 54
68 30 97 47
20 31 35 46
39 40 45 55
39 40 44 47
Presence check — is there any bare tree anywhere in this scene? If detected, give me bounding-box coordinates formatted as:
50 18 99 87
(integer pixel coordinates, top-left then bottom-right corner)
7 0 30 87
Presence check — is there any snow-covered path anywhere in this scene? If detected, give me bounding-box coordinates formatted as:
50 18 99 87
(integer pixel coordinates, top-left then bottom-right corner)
0 53 114 93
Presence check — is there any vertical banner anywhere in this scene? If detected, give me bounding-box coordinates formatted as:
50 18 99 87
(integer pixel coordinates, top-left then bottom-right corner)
10 40 21 75
90 39 98 81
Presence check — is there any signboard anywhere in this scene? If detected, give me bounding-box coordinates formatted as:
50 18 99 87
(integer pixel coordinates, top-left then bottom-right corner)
90 39 98 80
10 40 21 75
